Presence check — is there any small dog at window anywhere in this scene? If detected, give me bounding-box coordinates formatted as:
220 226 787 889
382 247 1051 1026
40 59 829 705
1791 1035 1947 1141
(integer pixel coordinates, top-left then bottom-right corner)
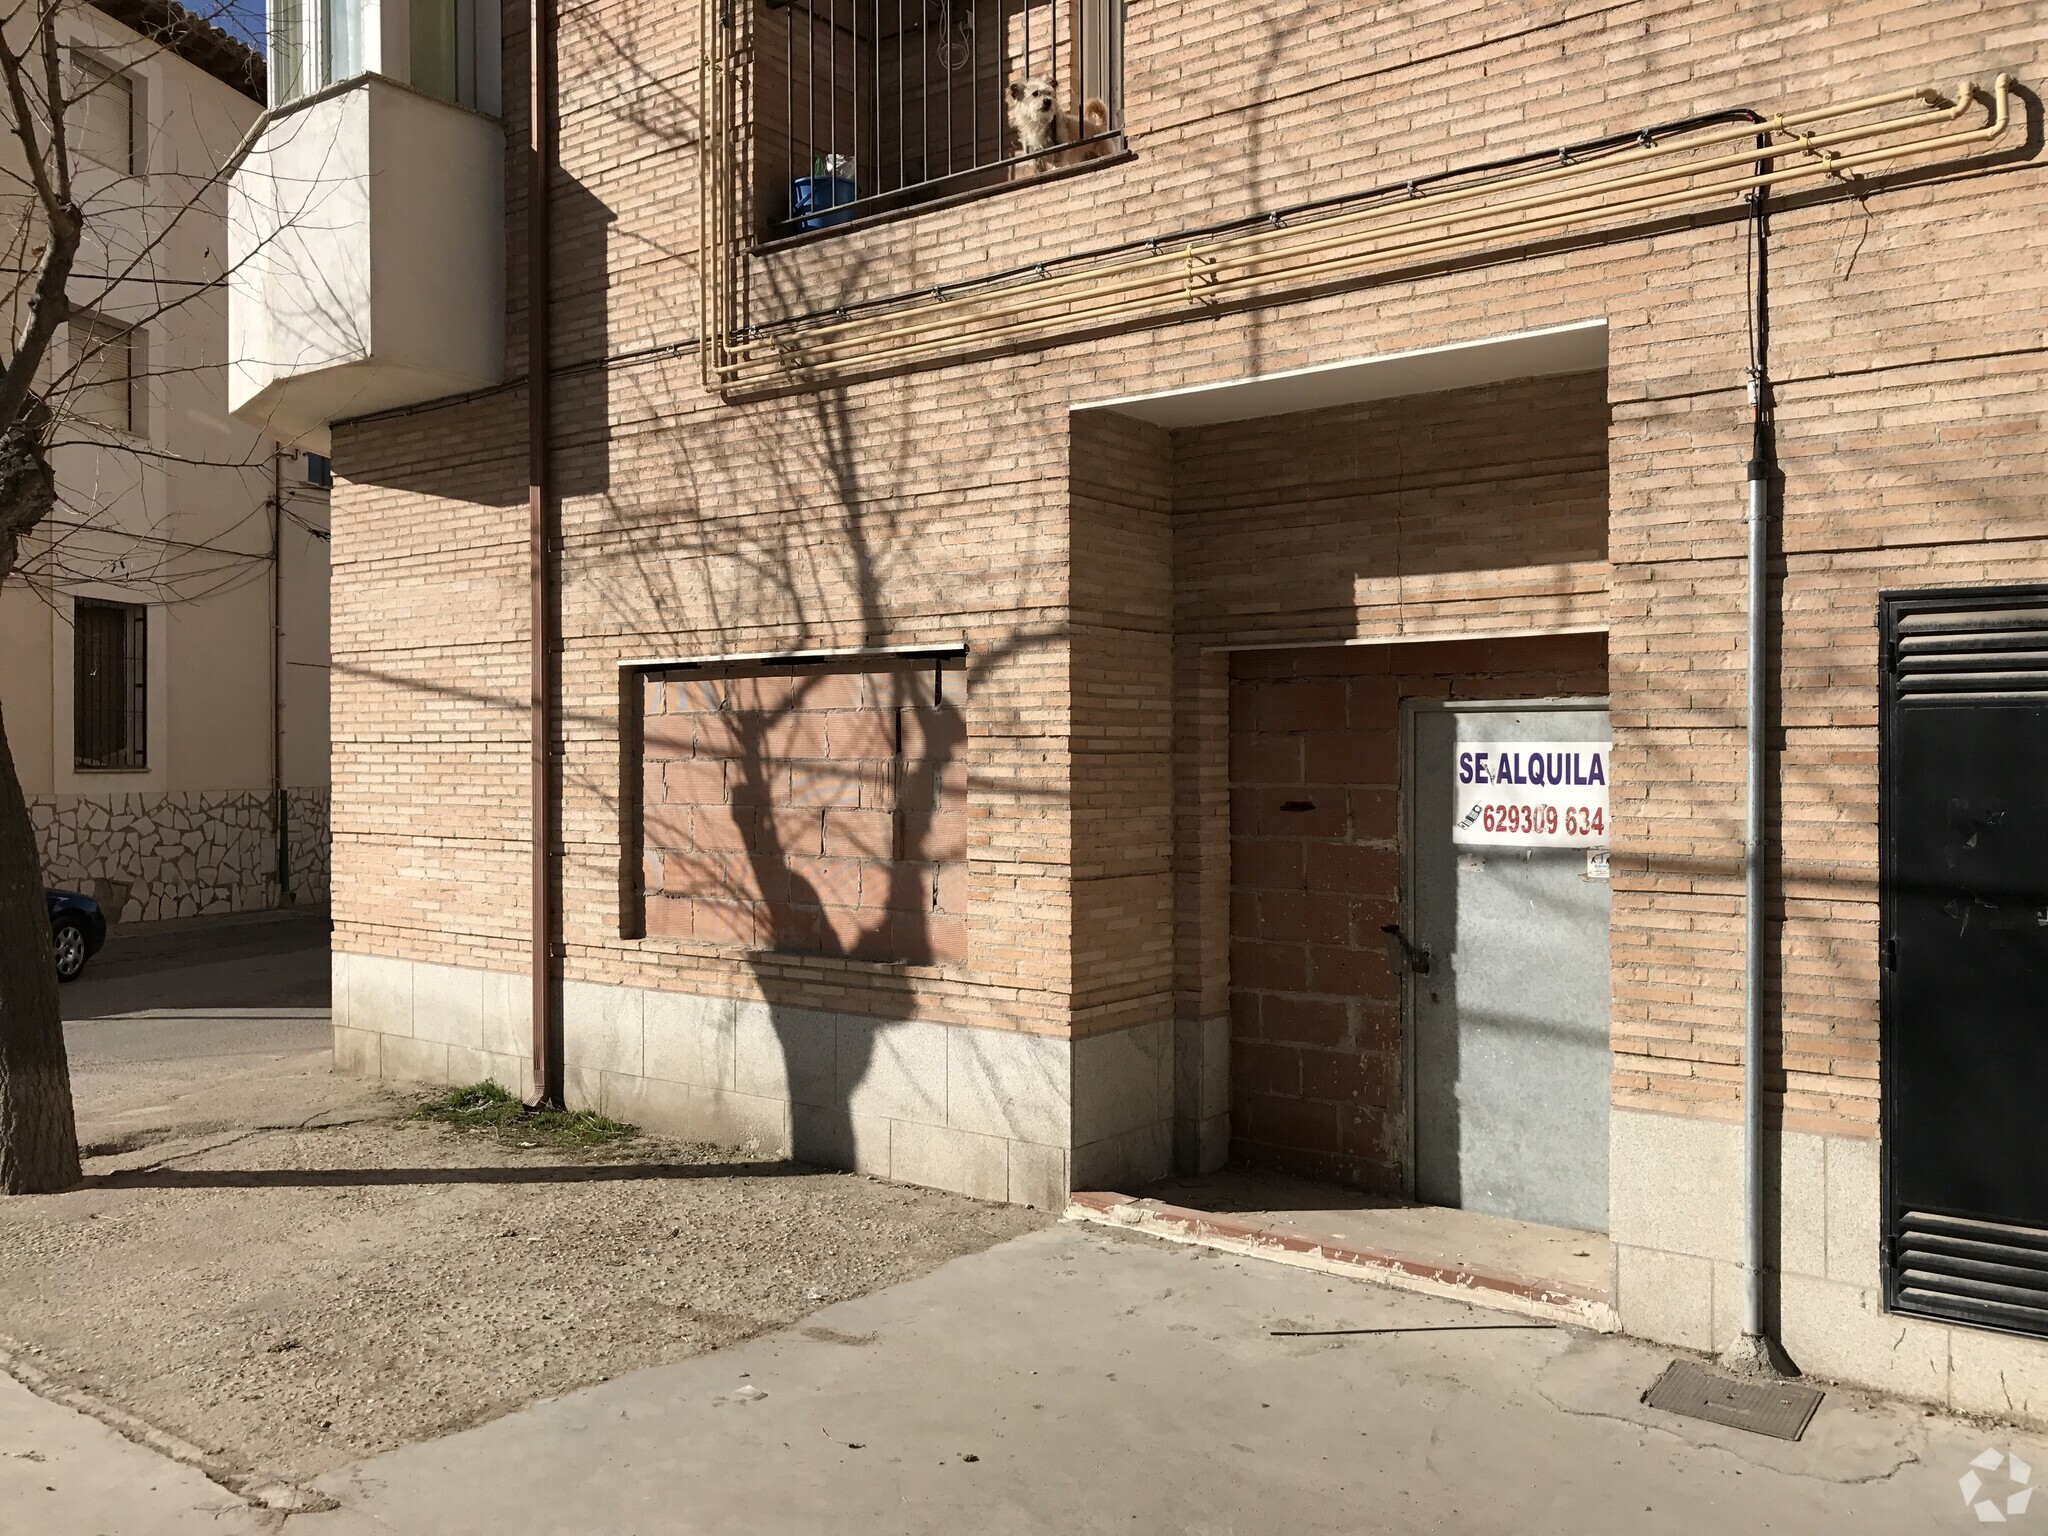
1005 78 1112 175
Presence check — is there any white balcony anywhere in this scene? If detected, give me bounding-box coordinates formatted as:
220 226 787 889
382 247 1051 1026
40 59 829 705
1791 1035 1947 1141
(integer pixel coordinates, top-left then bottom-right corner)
228 75 504 451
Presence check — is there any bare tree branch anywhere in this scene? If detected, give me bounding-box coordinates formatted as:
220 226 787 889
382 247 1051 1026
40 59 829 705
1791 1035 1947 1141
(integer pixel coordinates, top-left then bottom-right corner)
39 1 72 207
0 27 80 431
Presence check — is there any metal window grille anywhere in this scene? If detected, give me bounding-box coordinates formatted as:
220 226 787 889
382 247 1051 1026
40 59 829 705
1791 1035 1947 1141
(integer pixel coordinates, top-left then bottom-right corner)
73 599 147 771
759 0 1122 237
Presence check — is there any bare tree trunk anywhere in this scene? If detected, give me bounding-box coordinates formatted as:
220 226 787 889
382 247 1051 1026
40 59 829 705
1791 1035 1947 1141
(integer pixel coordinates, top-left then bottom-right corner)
0 427 80 1194
0 699 79 1193
0 0 93 1195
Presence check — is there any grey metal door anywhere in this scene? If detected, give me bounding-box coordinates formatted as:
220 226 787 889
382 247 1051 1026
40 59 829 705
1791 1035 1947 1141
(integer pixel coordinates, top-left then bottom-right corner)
1406 702 1613 1233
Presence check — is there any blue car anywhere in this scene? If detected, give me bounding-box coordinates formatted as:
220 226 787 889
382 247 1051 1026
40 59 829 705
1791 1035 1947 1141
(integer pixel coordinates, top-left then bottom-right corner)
44 889 107 983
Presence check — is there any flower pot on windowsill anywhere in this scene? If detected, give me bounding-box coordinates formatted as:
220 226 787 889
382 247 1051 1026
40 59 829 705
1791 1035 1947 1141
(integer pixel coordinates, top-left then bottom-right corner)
792 175 858 231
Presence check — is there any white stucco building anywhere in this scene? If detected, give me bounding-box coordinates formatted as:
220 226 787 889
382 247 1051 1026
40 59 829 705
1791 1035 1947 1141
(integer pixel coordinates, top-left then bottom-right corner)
0 0 332 922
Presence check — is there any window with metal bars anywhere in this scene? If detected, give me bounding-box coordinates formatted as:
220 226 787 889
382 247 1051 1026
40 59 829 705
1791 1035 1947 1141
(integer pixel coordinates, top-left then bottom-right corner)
756 0 1122 240
73 599 147 771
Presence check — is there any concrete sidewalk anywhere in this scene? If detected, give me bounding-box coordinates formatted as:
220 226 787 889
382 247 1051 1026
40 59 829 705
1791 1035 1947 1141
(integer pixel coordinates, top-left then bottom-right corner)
265 1222 2044 1535
0 1371 271 1535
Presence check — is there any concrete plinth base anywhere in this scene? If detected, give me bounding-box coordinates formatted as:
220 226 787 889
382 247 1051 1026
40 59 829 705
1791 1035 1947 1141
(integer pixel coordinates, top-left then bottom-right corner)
1614 1107 2048 1427
332 951 1178 1208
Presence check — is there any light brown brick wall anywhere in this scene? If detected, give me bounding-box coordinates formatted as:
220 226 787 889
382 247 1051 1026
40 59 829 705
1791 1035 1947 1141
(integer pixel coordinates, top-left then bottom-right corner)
736 2 2042 334
329 0 2048 1147
1174 372 1611 642
1069 409 1175 1038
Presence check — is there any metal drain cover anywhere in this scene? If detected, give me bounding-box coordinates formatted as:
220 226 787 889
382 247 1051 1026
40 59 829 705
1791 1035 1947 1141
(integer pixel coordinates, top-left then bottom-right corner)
1642 1360 1824 1441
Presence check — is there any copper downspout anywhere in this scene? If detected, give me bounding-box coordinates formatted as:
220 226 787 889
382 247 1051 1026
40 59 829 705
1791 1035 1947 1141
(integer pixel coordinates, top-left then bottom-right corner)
528 0 560 1106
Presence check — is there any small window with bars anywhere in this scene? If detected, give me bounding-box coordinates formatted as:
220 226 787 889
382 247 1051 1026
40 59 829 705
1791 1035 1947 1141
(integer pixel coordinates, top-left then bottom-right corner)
73 599 147 771
67 314 138 435
756 0 1123 240
69 53 137 176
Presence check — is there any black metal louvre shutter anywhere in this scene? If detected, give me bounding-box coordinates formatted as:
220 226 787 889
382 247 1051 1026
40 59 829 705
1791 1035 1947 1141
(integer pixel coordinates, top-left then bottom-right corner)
1881 586 2048 1340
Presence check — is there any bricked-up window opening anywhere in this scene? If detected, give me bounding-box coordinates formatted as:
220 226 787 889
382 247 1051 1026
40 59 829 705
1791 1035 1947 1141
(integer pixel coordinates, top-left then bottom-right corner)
641 659 968 964
755 0 1121 239
73 599 147 771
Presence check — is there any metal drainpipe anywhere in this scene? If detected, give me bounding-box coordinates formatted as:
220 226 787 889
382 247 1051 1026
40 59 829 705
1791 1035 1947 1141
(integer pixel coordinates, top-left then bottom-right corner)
271 448 289 905
528 0 561 1107
1741 416 1769 1348
1733 139 1778 1373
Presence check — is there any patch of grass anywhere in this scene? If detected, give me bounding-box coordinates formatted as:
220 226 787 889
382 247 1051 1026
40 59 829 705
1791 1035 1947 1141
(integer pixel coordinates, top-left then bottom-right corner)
416 1081 639 1151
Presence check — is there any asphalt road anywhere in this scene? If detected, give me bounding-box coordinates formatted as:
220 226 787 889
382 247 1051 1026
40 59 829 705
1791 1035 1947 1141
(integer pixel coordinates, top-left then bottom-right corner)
56 907 338 1150
61 908 331 1061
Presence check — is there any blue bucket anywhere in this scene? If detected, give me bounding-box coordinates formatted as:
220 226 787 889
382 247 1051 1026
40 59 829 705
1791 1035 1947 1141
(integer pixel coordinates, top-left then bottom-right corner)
792 175 858 231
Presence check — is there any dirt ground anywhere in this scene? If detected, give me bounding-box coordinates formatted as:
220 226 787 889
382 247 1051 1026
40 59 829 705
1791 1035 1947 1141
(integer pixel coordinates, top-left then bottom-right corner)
0 1081 1044 1486
0 919 1047 1489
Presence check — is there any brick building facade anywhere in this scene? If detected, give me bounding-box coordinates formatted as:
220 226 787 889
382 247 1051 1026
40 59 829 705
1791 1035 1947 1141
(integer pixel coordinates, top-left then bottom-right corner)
283 0 2048 1422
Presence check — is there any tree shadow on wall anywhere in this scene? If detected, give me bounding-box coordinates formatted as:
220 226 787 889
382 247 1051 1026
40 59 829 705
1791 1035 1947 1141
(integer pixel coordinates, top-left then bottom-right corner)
595 0 1328 1173
642 655 968 1169
596 266 1062 1174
